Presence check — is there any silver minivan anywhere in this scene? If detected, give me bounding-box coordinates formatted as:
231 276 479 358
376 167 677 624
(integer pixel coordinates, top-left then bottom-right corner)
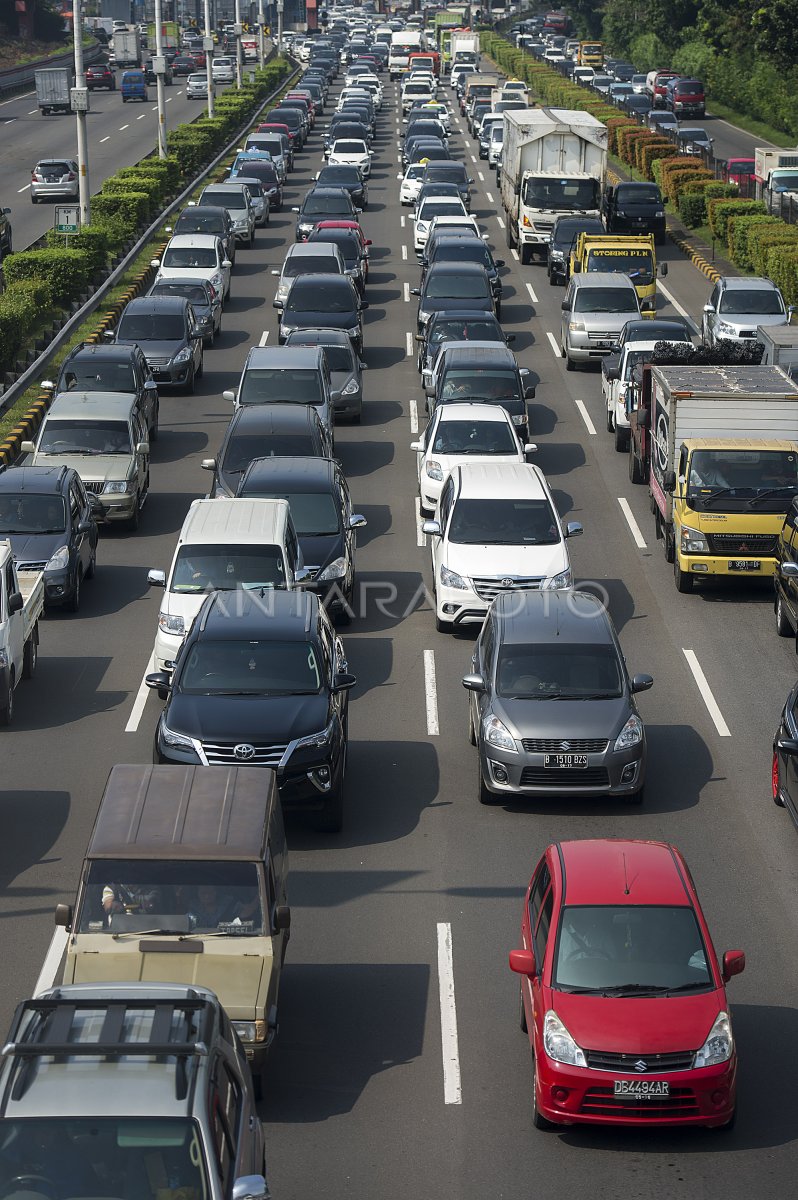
198 181 257 247
223 345 338 447
560 272 642 369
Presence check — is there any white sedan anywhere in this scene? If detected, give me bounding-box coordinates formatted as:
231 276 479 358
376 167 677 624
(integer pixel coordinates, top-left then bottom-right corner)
412 196 467 253
399 163 428 206
412 402 533 516
327 138 373 178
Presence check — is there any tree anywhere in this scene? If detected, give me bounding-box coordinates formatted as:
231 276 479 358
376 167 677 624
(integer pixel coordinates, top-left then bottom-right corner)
751 0 798 71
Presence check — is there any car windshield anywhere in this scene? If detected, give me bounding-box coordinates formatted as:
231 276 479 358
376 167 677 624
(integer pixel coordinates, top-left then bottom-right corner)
179 637 323 695
59 361 137 391
38 419 132 455
152 283 208 305
0 494 66 534
77 859 264 934
617 184 659 203
419 201 464 220
719 288 785 315
239 368 323 405
188 73 205 83
574 287 637 314
285 255 340 277
223 431 318 474
170 544 286 593
553 905 713 993
163 246 217 268
320 168 359 185
117 314 186 341
432 420 516 455
240 491 339 534
335 141 367 153
304 194 350 215
448 497 558 545
203 190 246 211
441 368 520 402
430 320 501 343
288 281 353 313
176 211 223 235
426 273 489 300
497 642 622 698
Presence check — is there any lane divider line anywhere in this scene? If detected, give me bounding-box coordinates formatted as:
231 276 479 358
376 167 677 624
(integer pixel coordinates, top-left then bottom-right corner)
682 649 731 737
511 248 519 261
478 171 484 181
617 497 647 549
485 190 494 203
100 135 110 143
259 330 269 346
497 215 505 229
574 399 597 436
404 281 410 303
401 215 405 228
424 649 439 736
125 653 154 733
409 396 418 432
526 282 538 304
437 921 462 1105
546 331 560 358
119 123 129 130
402 244 407 260
406 331 413 357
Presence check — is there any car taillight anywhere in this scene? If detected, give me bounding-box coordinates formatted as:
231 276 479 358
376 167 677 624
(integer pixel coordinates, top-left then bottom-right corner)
67 173 77 181
772 749 780 800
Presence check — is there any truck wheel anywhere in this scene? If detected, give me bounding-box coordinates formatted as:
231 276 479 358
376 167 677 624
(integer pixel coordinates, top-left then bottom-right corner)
520 245 531 265
23 630 38 679
674 554 693 593
0 677 13 726
629 450 645 485
122 96 127 102
505 221 513 249
664 527 675 563
614 423 629 453
776 592 792 636
127 494 141 532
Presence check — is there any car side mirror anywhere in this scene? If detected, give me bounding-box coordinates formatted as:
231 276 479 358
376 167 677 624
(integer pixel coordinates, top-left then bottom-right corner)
54 903 73 929
721 949 745 982
663 469 676 491
148 568 166 587
565 521 583 538
273 904 291 932
508 948 536 976
77 519 93 535
349 513 367 529
40 379 55 391
410 440 422 452
780 561 798 579
333 671 357 691
505 333 516 343
410 287 421 296
631 673 654 693
660 261 668 277
222 259 233 269
273 299 283 308
291 205 300 212
102 329 115 342
703 302 714 313
20 440 35 454
561 300 570 311
422 519 441 536
201 457 216 471
524 443 538 454
232 1175 269 1200
271 269 279 276
145 671 171 700
136 441 149 456
462 673 486 692
150 258 161 268
223 390 236 402
495 258 505 268
7 591 23 615
360 300 369 310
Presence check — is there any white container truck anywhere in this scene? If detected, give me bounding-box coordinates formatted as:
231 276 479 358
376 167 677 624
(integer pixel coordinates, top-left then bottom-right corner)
389 31 424 79
112 29 142 68
34 68 72 115
0 541 43 724
754 147 798 214
500 107 608 264
450 30 479 72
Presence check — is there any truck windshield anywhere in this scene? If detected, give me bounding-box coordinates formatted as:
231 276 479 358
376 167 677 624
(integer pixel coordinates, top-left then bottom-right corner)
586 249 653 282
772 174 798 191
77 860 263 934
687 449 798 509
522 176 600 211
0 494 66 534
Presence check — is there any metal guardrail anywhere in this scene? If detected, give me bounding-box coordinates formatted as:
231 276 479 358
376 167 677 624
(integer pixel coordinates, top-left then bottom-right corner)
0 40 105 99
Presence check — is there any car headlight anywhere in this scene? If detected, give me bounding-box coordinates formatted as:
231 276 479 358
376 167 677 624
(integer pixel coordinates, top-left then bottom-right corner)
425 459 444 480
568 320 585 332
716 320 737 337
158 613 185 635
614 713 643 751
543 568 572 590
681 524 709 553
418 309 431 325
543 1010 587 1067
294 716 336 750
161 720 196 751
440 563 466 589
511 413 525 426
550 249 564 261
0 649 8 669
655 209 665 217
693 1011 733 1068
46 545 70 571
173 346 192 363
103 481 130 494
483 713 517 752
232 1019 267 1043
317 556 347 581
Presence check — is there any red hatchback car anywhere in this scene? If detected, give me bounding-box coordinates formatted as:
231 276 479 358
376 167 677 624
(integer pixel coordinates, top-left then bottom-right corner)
509 839 745 1130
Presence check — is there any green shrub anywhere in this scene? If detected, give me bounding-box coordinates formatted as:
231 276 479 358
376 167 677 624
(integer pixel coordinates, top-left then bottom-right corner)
678 191 707 228
658 163 713 206
749 223 798 277
766 244 798 306
728 214 780 270
0 280 53 373
3 248 90 304
707 198 767 241
605 116 636 155
109 170 166 206
639 139 676 181
90 212 131 252
44 224 109 275
92 191 150 230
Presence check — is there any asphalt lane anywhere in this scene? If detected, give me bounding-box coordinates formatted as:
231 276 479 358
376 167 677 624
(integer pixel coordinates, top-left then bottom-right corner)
2 67 798 1199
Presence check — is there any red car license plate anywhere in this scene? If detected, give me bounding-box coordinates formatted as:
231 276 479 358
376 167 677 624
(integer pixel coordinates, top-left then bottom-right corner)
729 560 761 571
544 754 588 768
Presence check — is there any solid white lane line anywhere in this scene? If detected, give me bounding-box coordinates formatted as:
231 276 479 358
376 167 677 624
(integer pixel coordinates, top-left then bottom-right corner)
34 927 69 996
4 118 15 125
166 96 173 103
485 190 494 203
100 135 110 143
618 497 647 549
402 244 407 260
470 153 476 162
409 396 419 432
658 280 699 333
424 649 439 736
546 331 561 358
404 281 410 303
401 214 405 228
574 399 597 436
119 123 129 130
526 282 538 303
682 649 731 737
177 89 183 95
478 170 484 181
496 215 505 229
511 248 519 261
151 105 158 110
137 113 145 119
0 88 34 107
28 108 38 114
415 497 426 548
436 921 462 1104
125 653 154 733
259 330 270 346
406 331 413 357
17 184 29 193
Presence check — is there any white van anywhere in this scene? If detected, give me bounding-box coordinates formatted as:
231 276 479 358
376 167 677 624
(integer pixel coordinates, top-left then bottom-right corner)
148 498 308 670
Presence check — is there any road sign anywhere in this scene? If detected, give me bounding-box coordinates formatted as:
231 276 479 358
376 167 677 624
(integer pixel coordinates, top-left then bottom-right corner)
54 205 80 234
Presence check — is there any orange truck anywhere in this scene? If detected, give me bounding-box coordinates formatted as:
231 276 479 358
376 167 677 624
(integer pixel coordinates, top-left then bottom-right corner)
408 50 441 77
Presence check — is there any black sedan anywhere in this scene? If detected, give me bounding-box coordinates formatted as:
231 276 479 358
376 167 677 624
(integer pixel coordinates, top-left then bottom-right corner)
171 55 196 76
412 262 496 334
315 164 367 210
278 273 368 355
236 456 366 616
148 589 355 831
148 276 222 346
292 186 360 241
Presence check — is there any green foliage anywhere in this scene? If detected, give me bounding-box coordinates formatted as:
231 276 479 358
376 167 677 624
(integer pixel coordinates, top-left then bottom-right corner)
677 191 707 227
727 214 780 269
44 225 109 275
91 191 150 230
749 224 798 277
677 180 738 226
707 198 767 240
3 248 90 305
0 280 53 374
766 244 798 307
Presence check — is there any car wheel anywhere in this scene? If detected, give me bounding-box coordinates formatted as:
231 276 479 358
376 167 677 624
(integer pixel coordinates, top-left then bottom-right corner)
126 494 141 532
31 195 38 204
183 365 196 395
714 1106 737 1131
435 613 452 634
467 702 476 745
316 773 344 832
519 985 527 1033
197 354 204 380
478 757 498 805
606 406 614 433
204 329 214 349
495 300 502 321
85 544 97 580
532 1055 555 1130
614 423 629 453
674 553 694 593
66 569 82 613
0 678 13 726
776 592 793 637
625 783 645 805
22 631 38 679
149 402 159 443
565 351 575 371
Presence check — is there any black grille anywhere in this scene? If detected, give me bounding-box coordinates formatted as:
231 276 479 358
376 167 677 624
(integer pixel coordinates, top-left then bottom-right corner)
83 481 105 494
585 1049 695 1073
581 1086 699 1118
520 767 610 786
707 533 777 556
521 738 609 753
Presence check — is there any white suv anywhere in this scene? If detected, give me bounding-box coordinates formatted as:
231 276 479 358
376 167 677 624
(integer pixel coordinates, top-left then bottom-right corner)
422 462 582 633
701 275 790 345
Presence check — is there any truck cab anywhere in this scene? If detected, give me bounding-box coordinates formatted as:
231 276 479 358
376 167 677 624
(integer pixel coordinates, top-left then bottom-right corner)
0 540 43 724
570 231 659 313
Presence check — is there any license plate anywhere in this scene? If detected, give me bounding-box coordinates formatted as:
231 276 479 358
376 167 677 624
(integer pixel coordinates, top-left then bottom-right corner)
544 754 588 768
614 1080 669 1097
729 560 761 571
596 340 614 348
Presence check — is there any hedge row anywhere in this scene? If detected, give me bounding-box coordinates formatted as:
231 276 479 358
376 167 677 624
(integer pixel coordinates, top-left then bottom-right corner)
0 56 292 377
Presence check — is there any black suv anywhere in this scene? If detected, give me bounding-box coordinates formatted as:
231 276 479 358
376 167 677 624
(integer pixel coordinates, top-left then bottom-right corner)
0 465 103 610
50 341 159 442
151 589 356 831
202 404 332 498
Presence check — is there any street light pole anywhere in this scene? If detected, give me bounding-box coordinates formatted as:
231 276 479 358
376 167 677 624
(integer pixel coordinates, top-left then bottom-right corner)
203 0 215 116
234 0 242 87
257 0 265 68
72 0 90 224
153 0 168 157
276 0 283 55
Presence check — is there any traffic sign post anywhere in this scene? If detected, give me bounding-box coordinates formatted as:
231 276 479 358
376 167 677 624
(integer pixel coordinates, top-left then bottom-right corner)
54 204 80 246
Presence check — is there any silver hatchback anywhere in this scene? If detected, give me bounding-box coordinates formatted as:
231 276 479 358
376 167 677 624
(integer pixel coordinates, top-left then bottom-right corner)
30 158 79 203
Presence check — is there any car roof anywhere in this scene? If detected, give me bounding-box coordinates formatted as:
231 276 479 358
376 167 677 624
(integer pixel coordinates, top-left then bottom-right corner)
177 205 229 221
455 461 544 499
229 403 322 432
244 345 325 368
721 275 778 291
66 342 140 361
493 589 613 646
0 465 69 493
122 295 189 315
46 392 137 419
166 233 220 248
287 240 341 257
240 455 337 492
439 344 516 365
572 271 638 288
435 402 513 424
198 587 321 642
558 839 692 907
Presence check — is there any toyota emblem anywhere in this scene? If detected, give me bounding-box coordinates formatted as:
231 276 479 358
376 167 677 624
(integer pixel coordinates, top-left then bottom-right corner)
233 743 256 761
634 1060 648 1073
501 577 514 588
